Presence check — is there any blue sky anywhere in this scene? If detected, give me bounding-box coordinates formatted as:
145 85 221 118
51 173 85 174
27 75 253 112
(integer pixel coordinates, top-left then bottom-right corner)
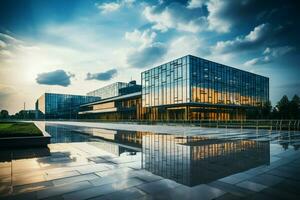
0 0 299 113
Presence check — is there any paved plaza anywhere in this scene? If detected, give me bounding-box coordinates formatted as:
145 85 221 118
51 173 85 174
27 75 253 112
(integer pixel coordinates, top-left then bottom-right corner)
0 123 300 200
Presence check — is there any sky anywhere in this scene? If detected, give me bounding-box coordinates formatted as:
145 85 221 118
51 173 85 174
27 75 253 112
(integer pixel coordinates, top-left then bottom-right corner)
0 0 299 114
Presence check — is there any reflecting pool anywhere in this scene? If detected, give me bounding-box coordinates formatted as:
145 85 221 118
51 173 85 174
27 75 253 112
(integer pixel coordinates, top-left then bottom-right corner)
43 123 299 186
1 122 300 200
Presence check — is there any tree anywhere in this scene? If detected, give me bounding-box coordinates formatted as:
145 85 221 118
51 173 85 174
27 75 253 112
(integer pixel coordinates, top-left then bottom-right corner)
276 95 290 119
0 110 9 119
261 101 272 119
290 95 300 119
271 107 279 119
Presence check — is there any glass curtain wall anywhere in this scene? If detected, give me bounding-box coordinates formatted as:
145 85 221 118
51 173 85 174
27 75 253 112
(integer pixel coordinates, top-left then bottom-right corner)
142 55 190 107
141 55 269 120
87 82 129 99
36 93 100 119
189 55 269 107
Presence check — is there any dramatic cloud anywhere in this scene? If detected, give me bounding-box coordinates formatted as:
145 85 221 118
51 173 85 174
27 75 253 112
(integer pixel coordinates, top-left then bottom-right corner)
125 28 167 68
86 69 117 81
187 0 208 9
36 70 74 87
213 24 271 53
96 0 135 14
143 3 207 33
127 43 167 68
165 35 204 60
125 29 156 47
0 40 6 48
244 46 294 66
202 0 299 33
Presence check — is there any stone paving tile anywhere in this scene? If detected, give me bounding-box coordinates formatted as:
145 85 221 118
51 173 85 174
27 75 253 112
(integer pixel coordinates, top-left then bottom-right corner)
244 192 282 200
132 170 163 183
52 173 99 186
243 165 269 176
89 177 123 187
248 174 284 187
236 181 267 192
218 172 253 185
270 179 300 196
63 178 145 200
36 180 92 199
90 187 147 200
0 190 37 200
214 193 242 200
75 163 111 174
12 174 47 186
208 181 254 198
45 170 80 181
43 195 64 200
267 168 300 181
95 167 134 177
151 184 225 200
136 179 180 195
259 187 300 200
13 180 53 195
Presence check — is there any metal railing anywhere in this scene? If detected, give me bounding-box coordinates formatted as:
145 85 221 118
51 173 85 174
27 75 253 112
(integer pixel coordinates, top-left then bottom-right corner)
32 119 300 131
4 119 300 131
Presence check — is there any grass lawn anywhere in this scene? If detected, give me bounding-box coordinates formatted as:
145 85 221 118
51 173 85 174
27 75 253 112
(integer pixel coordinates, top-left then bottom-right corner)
0 122 43 137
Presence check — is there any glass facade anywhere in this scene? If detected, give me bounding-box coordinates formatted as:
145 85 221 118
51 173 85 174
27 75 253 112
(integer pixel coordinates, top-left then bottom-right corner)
142 56 190 107
189 55 269 106
141 55 269 120
142 55 269 107
79 92 145 121
87 82 129 99
35 93 100 119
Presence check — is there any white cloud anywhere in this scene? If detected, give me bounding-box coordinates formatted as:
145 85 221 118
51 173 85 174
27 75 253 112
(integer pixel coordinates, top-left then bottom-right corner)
244 56 271 66
165 35 202 60
143 6 173 32
125 28 166 68
213 24 271 53
0 40 6 48
143 5 207 33
96 0 135 14
97 2 121 13
125 29 156 47
244 46 294 66
187 0 208 9
0 50 12 58
206 0 231 32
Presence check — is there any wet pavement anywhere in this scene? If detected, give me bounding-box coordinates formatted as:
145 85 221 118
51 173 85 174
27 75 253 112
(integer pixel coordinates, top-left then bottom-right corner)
0 122 300 200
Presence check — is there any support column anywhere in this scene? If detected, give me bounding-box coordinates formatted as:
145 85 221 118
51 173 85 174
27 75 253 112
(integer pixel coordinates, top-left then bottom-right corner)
185 106 190 121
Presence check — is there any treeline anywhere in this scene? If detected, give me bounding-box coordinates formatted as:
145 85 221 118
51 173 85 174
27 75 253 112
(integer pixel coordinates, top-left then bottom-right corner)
257 94 300 119
0 110 36 120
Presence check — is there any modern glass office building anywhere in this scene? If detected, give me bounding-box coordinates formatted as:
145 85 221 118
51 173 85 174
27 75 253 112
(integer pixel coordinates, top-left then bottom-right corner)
87 82 130 99
141 55 269 120
35 93 100 119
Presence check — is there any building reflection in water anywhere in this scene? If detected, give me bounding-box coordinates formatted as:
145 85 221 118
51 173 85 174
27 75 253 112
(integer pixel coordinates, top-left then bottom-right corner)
45 124 139 156
45 124 271 186
142 134 270 186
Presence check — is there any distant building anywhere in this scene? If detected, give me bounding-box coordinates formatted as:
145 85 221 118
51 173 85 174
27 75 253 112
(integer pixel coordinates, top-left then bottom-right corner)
79 91 142 120
87 81 141 99
35 93 100 119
